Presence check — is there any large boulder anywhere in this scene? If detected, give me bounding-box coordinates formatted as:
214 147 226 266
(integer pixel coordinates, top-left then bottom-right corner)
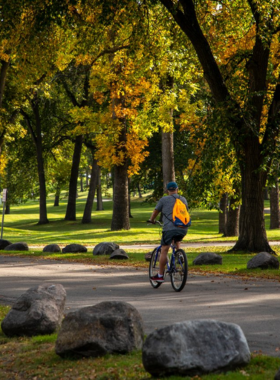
109 249 129 260
1 283 66 337
43 244 61 253
4 242 28 251
247 252 279 270
142 320 250 377
93 242 119 256
0 239 12 250
193 252 223 265
55 301 144 358
62 244 87 254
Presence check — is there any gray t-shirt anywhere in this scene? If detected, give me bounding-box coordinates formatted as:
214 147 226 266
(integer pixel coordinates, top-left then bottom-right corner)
155 194 188 232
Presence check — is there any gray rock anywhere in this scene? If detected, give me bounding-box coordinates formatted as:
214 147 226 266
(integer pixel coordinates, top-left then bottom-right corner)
110 249 128 260
142 319 250 377
275 368 280 380
4 242 28 251
43 244 61 253
193 252 222 265
93 242 119 256
247 252 279 270
55 301 144 358
0 239 12 250
145 252 152 262
62 244 87 253
1 283 66 337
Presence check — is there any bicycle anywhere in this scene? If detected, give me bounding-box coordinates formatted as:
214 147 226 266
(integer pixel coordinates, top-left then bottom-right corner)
147 220 188 292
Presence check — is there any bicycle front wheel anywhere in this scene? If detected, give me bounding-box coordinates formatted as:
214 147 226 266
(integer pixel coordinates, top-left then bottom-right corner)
149 248 162 289
171 249 188 292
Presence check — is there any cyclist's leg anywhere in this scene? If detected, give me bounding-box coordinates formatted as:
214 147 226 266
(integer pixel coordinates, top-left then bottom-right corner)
159 245 170 275
174 240 181 250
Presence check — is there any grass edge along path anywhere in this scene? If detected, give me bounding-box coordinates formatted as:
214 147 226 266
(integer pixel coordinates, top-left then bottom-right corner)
0 305 280 380
0 246 279 281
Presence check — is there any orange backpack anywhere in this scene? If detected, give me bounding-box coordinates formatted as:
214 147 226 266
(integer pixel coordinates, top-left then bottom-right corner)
172 196 191 228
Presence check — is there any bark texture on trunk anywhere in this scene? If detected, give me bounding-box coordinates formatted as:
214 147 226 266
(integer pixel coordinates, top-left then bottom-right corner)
54 188 60 207
230 137 271 251
225 199 240 237
82 159 99 223
111 161 130 230
80 175 84 192
128 177 133 218
137 183 142 198
270 180 280 229
219 193 228 234
96 168 103 211
162 131 175 192
0 59 9 108
65 135 83 221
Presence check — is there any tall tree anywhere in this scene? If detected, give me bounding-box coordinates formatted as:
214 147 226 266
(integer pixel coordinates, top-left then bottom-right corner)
159 0 280 252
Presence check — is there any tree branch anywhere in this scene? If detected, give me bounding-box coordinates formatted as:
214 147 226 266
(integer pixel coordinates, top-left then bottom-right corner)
20 109 37 145
160 0 230 104
60 78 80 107
90 45 130 67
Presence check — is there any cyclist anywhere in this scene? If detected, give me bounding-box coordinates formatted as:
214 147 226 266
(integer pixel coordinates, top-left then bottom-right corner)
148 181 188 283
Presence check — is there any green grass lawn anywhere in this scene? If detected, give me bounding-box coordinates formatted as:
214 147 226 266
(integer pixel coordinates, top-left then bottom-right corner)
0 194 279 246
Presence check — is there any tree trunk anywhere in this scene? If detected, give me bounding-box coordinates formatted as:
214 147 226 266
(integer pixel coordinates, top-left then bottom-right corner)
137 182 142 198
128 177 133 218
80 174 84 192
111 161 130 230
0 59 9 108
65 135 83 221
54 187 60 207
86 168 89 187
82 158 99 223
219 193 228 234
96 186 104 210
263 188 269 201
230 137 271 252
32 98 48 225
162 131 175 192
270 179 280 229
224 198 240 237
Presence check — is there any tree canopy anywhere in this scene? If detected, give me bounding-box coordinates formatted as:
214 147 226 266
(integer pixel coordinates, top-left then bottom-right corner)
1 0 280 249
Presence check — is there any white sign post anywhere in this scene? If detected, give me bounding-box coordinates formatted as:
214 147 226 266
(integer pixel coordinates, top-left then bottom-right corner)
1 189 7 239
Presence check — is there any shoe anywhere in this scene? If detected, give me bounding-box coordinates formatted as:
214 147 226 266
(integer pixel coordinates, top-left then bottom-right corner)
150 274 165 283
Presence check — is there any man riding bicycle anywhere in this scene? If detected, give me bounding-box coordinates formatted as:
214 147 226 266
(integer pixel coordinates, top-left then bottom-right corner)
148 181 189 283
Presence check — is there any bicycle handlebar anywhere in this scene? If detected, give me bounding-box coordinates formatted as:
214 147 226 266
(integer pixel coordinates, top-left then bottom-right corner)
147 220 162 227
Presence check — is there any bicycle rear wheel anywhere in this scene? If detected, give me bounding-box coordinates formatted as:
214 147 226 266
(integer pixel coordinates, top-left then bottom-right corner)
149 247 162 288
170 249 188 292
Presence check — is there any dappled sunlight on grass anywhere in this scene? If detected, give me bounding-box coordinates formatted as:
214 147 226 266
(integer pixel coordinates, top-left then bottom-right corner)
1 197 280 246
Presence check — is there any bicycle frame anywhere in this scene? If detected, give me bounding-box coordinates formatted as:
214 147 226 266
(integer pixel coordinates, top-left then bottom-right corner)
153 243 177 274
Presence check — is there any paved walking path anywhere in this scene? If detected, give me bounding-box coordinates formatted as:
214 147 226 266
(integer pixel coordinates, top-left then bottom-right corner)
0 255 279 358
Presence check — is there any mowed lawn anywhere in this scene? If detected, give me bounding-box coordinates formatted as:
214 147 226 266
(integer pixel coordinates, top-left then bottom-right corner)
1 194 279 246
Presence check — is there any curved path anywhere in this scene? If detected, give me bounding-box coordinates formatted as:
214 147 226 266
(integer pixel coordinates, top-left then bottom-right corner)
0 255 279 358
